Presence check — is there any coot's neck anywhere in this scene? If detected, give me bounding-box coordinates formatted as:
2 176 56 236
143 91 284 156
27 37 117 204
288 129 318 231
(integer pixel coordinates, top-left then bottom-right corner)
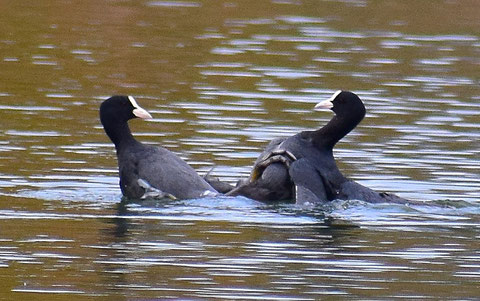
103 120 138 150
312 111 363 149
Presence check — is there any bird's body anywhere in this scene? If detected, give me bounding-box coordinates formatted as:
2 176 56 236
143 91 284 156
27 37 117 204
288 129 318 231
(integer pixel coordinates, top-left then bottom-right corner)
117 141 215 200
100 95 216 200
214 91 411 204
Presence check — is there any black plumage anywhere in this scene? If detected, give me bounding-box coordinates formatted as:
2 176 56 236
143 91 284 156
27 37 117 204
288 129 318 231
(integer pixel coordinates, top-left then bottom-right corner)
100 95 217 200
214 91 410 204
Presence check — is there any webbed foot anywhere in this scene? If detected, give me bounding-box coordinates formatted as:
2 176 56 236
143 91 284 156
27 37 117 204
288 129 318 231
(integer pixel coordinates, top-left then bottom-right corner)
251 149 297 181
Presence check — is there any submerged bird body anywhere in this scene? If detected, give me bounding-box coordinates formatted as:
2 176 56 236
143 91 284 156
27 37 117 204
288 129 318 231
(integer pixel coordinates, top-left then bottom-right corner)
223 91 411 204
100 96 216 200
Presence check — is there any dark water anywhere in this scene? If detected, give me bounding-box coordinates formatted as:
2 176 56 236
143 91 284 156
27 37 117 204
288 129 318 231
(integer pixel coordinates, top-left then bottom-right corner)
1 0 479 299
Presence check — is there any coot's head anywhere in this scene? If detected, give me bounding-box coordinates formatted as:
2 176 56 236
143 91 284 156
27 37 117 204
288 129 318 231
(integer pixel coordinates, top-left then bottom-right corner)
314 90 366 119
100 95 152 126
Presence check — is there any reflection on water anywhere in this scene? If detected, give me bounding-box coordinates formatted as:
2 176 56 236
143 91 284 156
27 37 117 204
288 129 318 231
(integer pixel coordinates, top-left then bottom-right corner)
1 196 479 299
0 0 479 299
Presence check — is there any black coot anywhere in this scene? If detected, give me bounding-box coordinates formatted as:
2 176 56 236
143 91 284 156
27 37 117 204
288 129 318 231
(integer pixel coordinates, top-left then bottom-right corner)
100 95 217 200
214 91 410 204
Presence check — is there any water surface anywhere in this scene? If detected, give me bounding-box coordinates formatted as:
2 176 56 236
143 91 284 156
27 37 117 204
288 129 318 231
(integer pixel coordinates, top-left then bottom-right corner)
1 0 479 299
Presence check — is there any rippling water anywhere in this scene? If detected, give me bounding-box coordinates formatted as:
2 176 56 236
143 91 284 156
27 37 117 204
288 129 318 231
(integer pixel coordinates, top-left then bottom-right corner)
1 0 479 299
